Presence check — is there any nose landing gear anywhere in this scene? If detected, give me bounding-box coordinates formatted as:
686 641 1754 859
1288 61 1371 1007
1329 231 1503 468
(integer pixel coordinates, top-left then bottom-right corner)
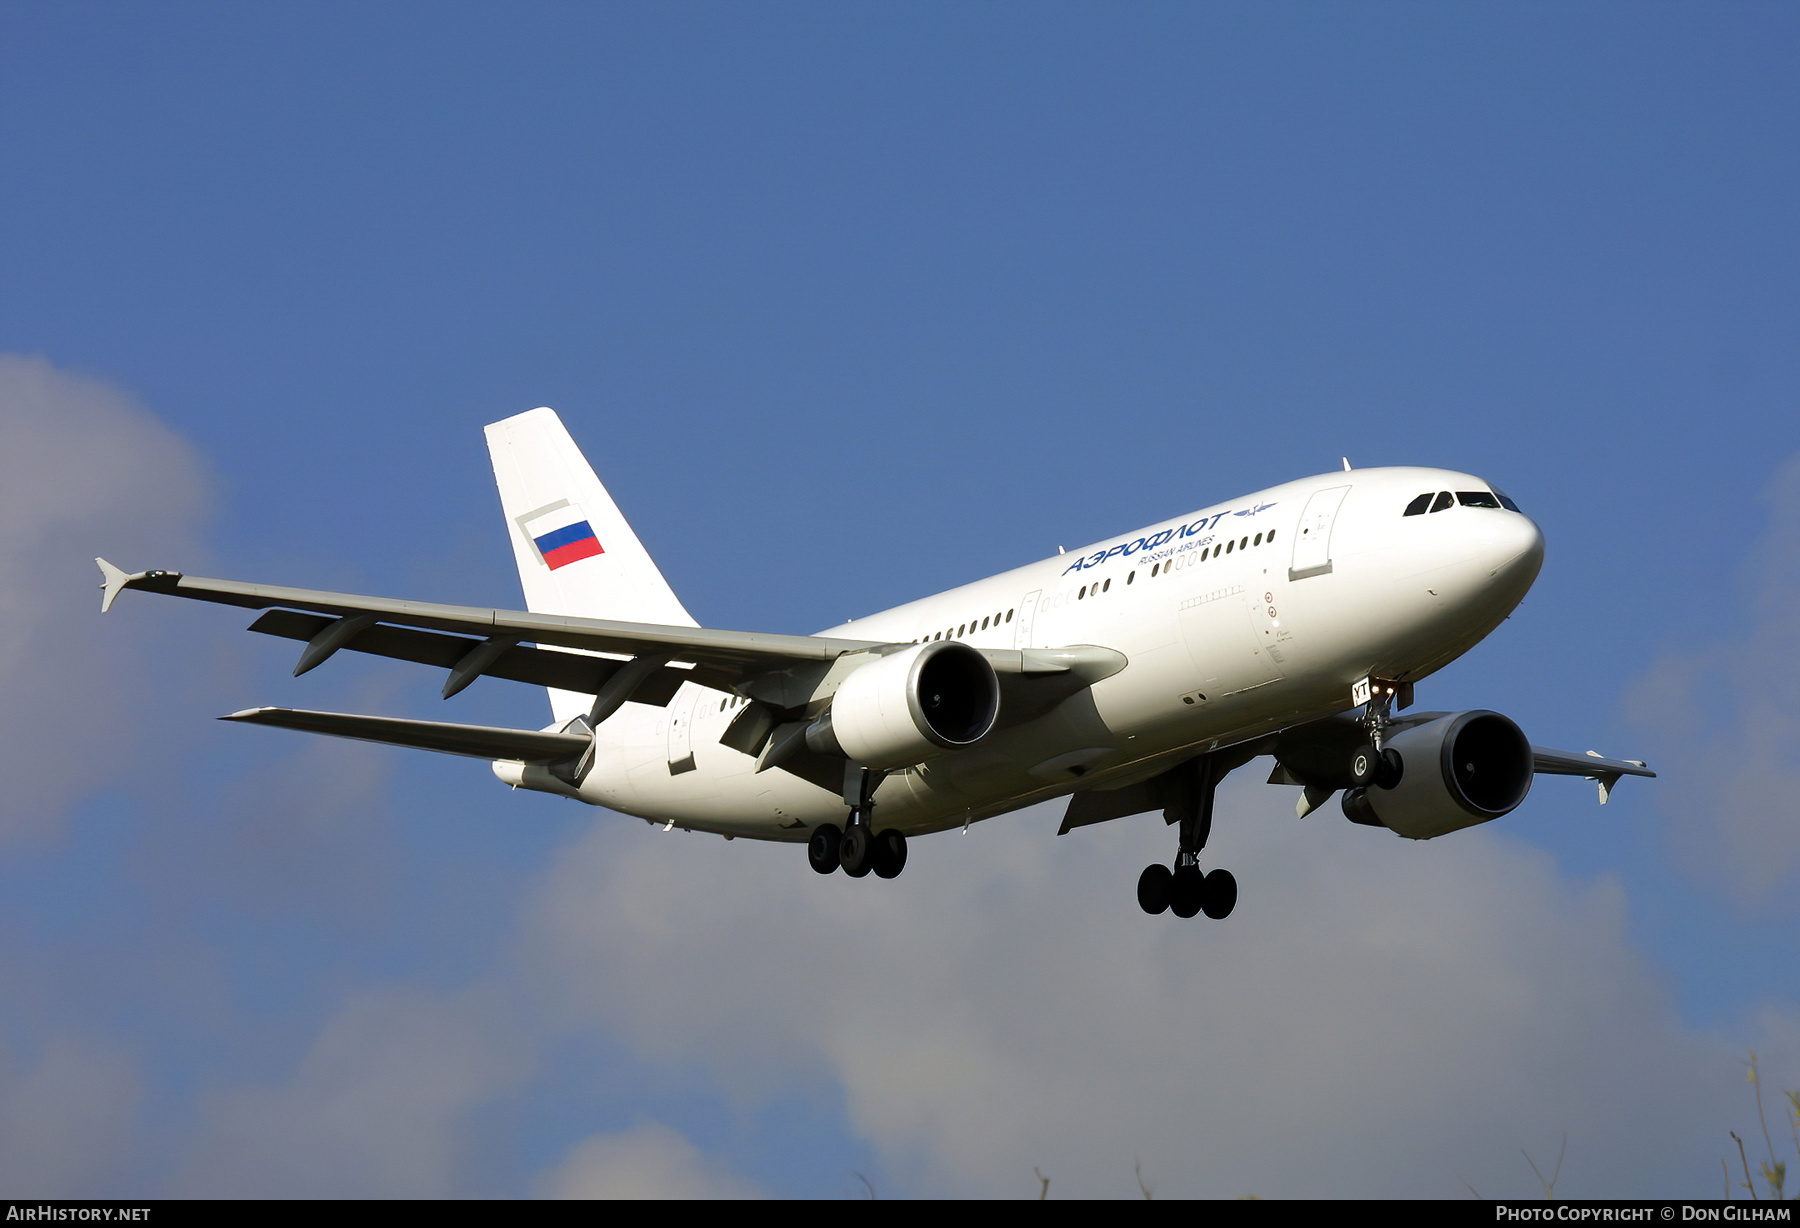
1137 754 1238 921
1350 743 1404 790
1350 676 1407 789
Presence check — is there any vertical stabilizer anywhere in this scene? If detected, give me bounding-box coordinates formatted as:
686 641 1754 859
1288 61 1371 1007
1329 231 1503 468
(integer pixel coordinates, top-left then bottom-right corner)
486 408 698 629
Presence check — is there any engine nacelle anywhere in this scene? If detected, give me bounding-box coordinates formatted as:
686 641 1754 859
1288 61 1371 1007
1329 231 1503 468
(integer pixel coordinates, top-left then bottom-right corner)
1342 710 1533 839
805 641 1000 770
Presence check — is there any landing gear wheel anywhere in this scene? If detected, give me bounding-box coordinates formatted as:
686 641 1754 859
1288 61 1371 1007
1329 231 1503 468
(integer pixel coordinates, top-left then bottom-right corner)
871 829 908 879
1170 865 1205 918
807 824 841 875
1350 742 1379 787
1374 747 1404 790
1201 868 1238 920
839 824 873 877
1137 864 1172 915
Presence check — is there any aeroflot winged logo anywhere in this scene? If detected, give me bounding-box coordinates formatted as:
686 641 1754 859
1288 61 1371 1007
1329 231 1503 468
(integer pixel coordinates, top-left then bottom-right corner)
534 520 604 570
1060 502 1278 575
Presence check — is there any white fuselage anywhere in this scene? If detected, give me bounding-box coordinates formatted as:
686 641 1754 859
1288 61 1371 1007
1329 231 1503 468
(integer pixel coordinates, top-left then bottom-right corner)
531 466 1544 840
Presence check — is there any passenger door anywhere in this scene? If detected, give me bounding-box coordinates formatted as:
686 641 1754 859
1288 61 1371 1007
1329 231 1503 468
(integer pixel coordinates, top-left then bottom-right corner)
1014 589 1041 649
1289 485 1350 581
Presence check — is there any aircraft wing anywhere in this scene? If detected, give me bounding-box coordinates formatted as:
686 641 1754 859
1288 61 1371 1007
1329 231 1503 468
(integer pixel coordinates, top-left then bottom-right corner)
98 559 886 706
99 560 1128 774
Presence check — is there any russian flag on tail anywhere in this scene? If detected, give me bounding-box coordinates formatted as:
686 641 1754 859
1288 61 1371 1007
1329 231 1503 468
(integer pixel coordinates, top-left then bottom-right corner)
533 520 604 570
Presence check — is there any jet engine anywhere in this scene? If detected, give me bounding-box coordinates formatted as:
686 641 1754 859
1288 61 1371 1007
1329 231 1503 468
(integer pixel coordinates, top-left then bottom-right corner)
1342 709 1533 839
805 641 1000 770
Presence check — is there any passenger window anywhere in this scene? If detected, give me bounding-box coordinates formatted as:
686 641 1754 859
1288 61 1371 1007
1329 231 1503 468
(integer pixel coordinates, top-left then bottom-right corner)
1102 578 1111 592
1126 571 1135 584
1225 540 1234 553
1404 493 1432 516
1268 530 1276 543
1253 532 1262 546
1239 537 1248 550
1430 491 1454 513
1456 491 1501 509
1006 610 1014 622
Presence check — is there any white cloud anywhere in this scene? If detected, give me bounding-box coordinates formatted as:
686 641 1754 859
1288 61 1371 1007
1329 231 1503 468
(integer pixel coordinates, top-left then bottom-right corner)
1626 452 1800 904
524 773 1797 1198
0 353 210 845
172 987 529 1197
536 1121 763 1199
0 1035 143 1197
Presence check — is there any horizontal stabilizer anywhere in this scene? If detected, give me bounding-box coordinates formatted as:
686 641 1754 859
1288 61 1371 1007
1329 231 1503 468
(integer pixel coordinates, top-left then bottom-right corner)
221 707 591 763
1530 746 1655 778
1531 745 1656 805
96 557 141 613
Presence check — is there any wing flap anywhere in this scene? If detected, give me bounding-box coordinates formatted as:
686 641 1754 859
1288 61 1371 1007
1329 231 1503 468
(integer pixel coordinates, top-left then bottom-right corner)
221 707 590 763
244 610 734 700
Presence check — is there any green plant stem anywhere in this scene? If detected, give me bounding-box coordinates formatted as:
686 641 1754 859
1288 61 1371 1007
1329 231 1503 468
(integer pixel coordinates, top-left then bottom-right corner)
1752 1052 1781 1195
1735 1131 1760 1201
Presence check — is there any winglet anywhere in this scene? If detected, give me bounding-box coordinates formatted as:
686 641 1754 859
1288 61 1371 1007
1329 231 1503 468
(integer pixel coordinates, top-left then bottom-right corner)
95 558 141 613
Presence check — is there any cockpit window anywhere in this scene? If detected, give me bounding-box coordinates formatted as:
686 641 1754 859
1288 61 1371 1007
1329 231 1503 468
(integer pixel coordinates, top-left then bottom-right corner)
1429 491 1454 513
1403 493 1432 516
1456 491 1502 509
1491 486 1522 512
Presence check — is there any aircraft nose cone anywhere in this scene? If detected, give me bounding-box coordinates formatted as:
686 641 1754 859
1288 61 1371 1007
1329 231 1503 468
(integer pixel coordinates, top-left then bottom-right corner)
1484 512 1545 595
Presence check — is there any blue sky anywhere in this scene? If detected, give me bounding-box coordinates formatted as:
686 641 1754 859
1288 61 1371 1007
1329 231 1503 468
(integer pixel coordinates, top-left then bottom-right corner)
1 2 1796 1198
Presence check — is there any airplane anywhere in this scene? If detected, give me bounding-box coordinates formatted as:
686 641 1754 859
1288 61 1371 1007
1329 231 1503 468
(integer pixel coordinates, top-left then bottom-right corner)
96 407 1654 920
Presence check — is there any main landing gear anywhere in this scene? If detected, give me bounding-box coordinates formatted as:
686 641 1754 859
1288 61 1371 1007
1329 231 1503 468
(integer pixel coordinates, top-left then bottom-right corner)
1137 754 1237 920
808 765 908 880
